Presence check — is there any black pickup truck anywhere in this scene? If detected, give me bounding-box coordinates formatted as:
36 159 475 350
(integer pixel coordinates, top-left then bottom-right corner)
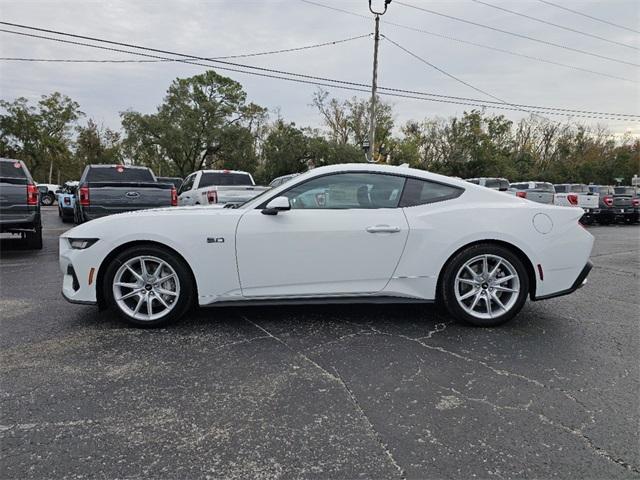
0 158 42 249
74 165 177 223
612 186 639 224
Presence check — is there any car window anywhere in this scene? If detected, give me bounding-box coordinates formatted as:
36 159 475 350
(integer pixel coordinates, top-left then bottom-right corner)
534 183 554 192
554 185 567 193
178 174 195 194
570 184 588 193
280 173 405 209
86 166 155 182
37 186 48 194
400 178 464 207
199 172 253 187
614 187 636 195
0 160 28 184
484 178 509 188
510 183 527 190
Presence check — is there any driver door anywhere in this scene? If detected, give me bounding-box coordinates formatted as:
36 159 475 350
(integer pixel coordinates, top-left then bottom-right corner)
235 172 409 297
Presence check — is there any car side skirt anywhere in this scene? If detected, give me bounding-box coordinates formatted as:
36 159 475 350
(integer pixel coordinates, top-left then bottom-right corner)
203 295 434 308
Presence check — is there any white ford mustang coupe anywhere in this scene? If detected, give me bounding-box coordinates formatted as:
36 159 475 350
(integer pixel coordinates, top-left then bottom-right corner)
60 164 594 327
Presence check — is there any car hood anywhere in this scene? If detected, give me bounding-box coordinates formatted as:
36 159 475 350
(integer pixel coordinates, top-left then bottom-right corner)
61 205 241 238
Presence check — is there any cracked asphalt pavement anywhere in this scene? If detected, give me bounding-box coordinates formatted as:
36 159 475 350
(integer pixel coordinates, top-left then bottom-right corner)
1 207 638 479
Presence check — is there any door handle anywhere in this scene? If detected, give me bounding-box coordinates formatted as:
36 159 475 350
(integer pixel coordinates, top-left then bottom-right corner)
366 225 401 233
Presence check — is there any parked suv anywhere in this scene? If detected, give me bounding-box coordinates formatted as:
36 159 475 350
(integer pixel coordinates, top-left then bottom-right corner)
56 181 78 223
588 185 616 225
0 158 42 249
612 186 639 224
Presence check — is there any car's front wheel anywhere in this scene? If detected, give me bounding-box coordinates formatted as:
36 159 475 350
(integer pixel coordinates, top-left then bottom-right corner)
103 245 195 327
441 244 529 327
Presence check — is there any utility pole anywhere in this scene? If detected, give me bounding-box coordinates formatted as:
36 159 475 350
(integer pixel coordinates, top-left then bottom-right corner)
367 0 391 163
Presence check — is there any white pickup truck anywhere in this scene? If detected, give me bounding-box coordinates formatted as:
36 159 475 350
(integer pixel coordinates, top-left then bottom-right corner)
177 169 269 207
554 183 599 224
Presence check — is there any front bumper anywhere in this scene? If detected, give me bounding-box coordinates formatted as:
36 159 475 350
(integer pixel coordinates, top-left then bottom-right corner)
533 261 593 301
60 237 99 305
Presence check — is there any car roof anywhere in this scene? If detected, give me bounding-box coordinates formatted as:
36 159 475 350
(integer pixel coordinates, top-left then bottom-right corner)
294 163 486 191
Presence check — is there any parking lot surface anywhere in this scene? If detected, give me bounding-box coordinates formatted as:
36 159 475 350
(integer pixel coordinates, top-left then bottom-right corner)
1 207 639 479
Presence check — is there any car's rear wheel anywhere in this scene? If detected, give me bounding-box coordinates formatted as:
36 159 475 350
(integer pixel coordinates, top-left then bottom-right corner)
441 244 529 327
103 245 194 327
41 193 54 206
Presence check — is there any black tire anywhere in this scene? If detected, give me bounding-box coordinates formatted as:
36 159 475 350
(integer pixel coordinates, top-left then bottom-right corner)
440 243 529 327
58 206 62 217
41 193 54 206
102 244 195 327
25 223 43 250
74 206 84 224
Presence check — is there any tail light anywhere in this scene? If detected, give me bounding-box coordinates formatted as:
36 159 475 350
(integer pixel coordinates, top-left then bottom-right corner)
206 190 218 204
567 194 578 206
516 191 527 198
79 186 90 206
603 195 613 207
633 198 640 207
27 183 38 205
170 187 178 206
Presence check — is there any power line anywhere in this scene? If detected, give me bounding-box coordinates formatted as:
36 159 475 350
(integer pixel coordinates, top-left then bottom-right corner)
471 0 639 50
0 33 372 64
394 1 640 68
383 35 528 115
0 27 637 122
299 0 637 84
537 0 640 35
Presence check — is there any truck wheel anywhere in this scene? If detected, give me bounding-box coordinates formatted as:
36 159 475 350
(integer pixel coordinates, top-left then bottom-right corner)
41 193 54 206
103 245 195 327
25 225 43 250
440 244 529 327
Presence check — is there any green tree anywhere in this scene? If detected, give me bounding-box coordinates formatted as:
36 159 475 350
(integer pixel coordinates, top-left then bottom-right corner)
0 92 83 181
120 70 266 177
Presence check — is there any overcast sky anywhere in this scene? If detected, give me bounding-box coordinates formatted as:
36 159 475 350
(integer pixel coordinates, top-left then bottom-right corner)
1 0 638 138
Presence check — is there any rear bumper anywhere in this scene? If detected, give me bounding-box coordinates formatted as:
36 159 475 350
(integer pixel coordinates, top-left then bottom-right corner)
0 212 39 232
533 261 592 301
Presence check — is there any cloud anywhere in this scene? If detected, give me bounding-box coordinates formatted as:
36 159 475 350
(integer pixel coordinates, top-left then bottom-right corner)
1 0 638 136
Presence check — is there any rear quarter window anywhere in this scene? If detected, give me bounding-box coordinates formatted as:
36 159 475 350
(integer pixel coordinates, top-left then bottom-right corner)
86 166 155 182
400 178 464 207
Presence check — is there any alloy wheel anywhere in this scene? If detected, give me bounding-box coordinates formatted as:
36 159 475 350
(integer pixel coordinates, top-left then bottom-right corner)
112 255 180 322
454 254 520 320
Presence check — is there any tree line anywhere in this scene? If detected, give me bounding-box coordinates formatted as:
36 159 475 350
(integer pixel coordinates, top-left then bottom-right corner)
1 70 638 185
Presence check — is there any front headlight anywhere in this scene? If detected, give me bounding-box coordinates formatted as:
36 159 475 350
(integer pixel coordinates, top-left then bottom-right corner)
68 238 99 250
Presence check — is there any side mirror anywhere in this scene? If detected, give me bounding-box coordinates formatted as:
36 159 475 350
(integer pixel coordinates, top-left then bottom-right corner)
262 196 291 215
